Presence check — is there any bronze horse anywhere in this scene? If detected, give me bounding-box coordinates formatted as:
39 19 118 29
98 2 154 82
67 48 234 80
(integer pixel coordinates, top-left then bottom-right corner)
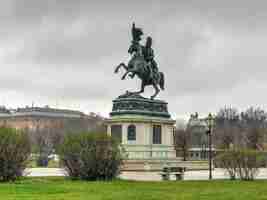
115 42 165 99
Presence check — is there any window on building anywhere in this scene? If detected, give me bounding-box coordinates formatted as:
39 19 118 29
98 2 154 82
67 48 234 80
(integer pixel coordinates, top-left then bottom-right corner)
127 124 136 141
111 125 122 143
153 125 162 144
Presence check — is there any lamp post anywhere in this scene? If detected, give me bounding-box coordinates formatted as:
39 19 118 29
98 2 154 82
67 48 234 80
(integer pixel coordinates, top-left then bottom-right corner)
206 113 214 180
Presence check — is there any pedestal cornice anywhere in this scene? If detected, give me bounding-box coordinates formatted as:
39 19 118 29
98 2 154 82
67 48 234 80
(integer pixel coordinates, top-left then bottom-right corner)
110 94 171 119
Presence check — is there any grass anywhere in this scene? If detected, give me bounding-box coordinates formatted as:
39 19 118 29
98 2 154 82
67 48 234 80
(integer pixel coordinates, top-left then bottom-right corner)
0 178 267 200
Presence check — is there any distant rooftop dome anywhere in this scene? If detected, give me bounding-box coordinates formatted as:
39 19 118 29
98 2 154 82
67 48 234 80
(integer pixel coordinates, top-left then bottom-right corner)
188 117 206 127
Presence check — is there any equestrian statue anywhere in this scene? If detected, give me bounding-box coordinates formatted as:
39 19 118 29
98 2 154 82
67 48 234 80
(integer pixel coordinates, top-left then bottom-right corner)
115 23 165 99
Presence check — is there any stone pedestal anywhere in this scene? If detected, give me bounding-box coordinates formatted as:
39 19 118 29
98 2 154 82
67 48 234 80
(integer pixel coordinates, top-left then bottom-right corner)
106 93 179 170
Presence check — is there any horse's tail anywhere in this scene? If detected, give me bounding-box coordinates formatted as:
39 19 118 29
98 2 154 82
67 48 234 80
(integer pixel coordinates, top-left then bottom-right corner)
159 72 165 90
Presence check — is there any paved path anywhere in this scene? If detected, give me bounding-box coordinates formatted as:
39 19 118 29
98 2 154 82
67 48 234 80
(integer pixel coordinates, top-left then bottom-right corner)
25 168 267 181
25 168 66 177
120 169 267 181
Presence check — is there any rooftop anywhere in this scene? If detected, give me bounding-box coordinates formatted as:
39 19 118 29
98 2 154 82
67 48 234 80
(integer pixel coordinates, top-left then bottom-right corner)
0 106 86 118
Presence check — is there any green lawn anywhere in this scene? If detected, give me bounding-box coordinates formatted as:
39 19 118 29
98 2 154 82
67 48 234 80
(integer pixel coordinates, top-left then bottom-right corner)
0 178 267 200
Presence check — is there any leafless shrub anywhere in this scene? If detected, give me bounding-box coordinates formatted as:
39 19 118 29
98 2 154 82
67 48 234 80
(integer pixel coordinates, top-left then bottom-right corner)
215 149 264 180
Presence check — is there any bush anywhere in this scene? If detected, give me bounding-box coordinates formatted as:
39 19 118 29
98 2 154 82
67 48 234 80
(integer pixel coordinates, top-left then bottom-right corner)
0 127 31 182
59 132 123 181
215 149 265 180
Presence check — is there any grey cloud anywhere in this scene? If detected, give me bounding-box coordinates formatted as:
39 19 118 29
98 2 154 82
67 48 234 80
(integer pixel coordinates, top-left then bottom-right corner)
1 0 267 117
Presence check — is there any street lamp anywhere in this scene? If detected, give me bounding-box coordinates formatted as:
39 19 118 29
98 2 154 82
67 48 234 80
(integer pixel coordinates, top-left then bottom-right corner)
206 113 214 180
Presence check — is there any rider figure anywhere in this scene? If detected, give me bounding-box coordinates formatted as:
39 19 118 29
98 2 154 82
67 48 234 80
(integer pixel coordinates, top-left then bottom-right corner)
143 36 158 80
128 23 143 54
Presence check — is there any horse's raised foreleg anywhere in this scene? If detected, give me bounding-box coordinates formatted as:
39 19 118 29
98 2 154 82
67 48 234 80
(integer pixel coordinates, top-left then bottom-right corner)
121 71 130 80
129 72 136 79
115 63 128 73
151 83 160 99
122 69 136 80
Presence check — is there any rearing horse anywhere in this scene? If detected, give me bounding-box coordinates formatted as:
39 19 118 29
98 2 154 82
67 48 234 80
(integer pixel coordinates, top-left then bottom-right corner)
115 42 165 99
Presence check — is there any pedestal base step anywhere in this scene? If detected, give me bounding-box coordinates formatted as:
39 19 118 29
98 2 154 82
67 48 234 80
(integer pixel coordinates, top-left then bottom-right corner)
122 159 209 171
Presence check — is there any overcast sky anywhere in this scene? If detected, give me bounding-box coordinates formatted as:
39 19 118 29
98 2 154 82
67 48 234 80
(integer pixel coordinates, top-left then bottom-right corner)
1 0 267 119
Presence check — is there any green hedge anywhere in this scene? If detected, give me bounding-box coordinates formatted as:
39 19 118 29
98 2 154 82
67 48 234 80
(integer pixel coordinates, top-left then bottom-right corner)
0 127 31 182
59 132 123 181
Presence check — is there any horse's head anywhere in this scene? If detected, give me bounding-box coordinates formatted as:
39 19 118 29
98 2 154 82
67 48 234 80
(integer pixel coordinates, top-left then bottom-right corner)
128 42 137 55
127 42 146 78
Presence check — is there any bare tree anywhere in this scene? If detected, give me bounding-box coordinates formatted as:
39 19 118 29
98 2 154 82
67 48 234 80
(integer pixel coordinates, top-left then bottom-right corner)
33 125 54 167
214 107 241 149
174 120 191 161
240 107 267 150
174 129 191 161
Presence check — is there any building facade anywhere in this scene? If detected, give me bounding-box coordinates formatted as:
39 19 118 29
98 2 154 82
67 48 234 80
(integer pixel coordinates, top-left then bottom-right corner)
0 106 105 133
187 114 215 160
